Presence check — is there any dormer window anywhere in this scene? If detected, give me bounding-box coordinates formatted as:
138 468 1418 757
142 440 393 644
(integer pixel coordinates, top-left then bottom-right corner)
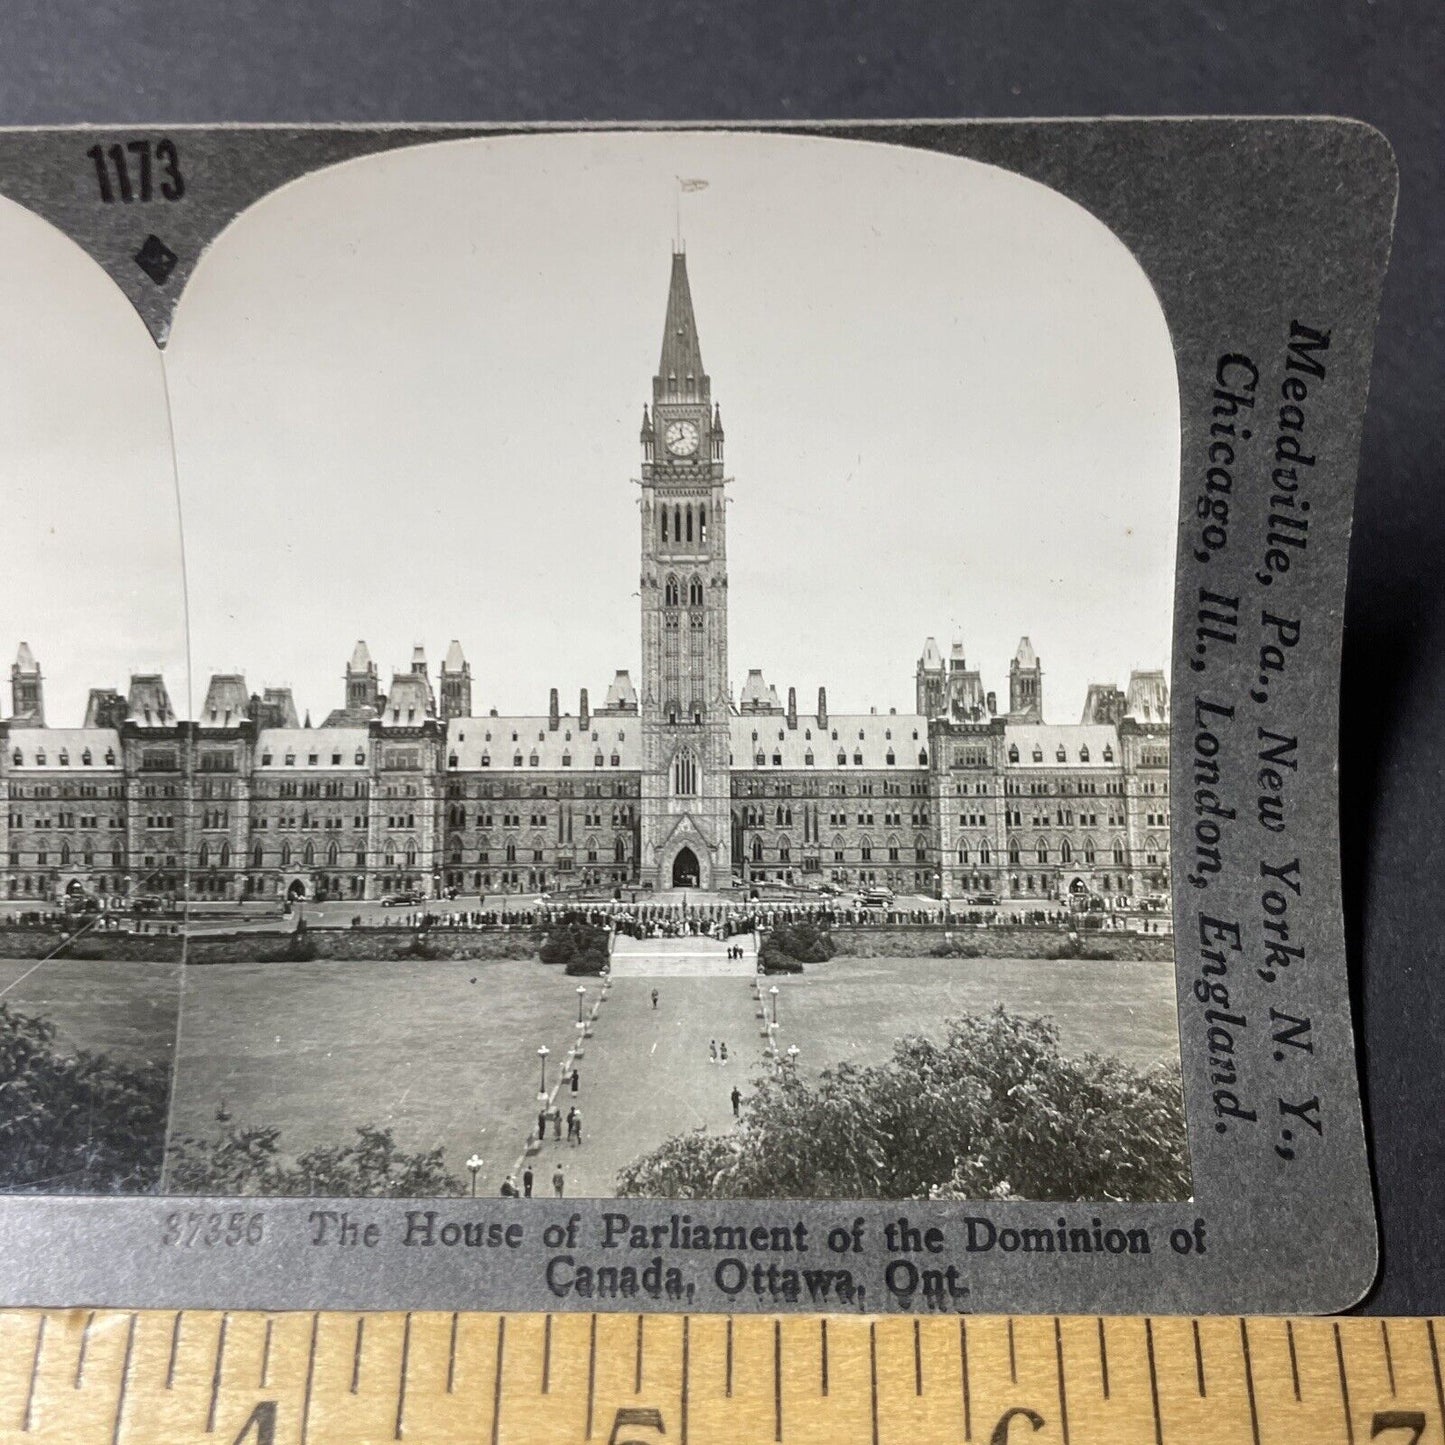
513 753 523 767
831 730 838 741
804 729 812 741
777 730 785 741
1103 745 1115 763
1032 747 1044 762
480 752 491 767
1056 746 1067 762
35 749 46 765
511 732 518 743
331 751 341 764
772 752 782 766
804 749 815 766
81 749 92 766
837 751 847 766
858 729 865 740
58 749 69 766
528 752 539 768
885 730 892 741
591 731 598 742
565 730 572 741
755 751 766 767
1008 745 1019 763
308 753 319 766
448 753 459 768
10 749 21 766
105 748 116 766
594 753 604 767
886 749 896 765
1080 746 1091 763
919 749 929 765
611 753 621 767
853 750 864 766
751 730 758 742
561 752 572 767
285 751 296 766
262 751 273 766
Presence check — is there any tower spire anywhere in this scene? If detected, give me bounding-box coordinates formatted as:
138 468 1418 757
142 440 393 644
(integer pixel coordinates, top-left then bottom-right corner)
656 250 705 389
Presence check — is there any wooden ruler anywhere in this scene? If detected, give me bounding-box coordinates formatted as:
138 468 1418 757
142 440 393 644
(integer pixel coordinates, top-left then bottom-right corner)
0 1309 1440 1444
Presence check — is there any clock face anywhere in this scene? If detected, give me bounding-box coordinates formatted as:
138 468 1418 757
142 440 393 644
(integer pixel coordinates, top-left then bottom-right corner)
665 419 700 457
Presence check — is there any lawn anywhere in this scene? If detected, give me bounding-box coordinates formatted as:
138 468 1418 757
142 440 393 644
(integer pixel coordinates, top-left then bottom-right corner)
165 957 589 1197
775 954 1182 1076
0 955 181 1069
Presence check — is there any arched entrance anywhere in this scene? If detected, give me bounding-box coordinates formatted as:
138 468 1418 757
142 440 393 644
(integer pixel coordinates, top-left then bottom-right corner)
286 878 309 901
671 847 700 888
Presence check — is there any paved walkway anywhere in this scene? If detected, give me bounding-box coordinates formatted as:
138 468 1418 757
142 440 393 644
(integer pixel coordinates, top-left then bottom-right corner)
523 974 766 1198
608 932 757 978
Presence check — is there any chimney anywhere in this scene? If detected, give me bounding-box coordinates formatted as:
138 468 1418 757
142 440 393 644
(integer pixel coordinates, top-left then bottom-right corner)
549 688 560 731
786 686 797 730
986 690 997 715
579 688 590 730
817 687 828 729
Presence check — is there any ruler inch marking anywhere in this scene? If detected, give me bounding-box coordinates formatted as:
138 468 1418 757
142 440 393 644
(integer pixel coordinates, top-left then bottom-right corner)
110 1313 136 1445
1381 1317 1396 1395
299 1313 319 1445
1239 1317 1261 1445
586 1314 597 1440
1144 1318 1163 1445
207 1312 229 1434
775 1318 783 1443
165 1313 182 1393
446 1312 458 1395
1429 1319 1445 1441
1285 1318 1301 1402
23 1312 45 1433
1097 1317 1110 1399
1008 1316 1017 1384
1333 1321 1354 1445
727 1316 734 1397
868 1320 879 1445
635 1313 644 1394
542 1313 551 1394
490 1316 506 1445
1054 1317 1071 1445
819 1318 827 1396
260 1316 274 1390
913 1316 923 1395
1192 1318 1205 1397
76 1309 96 1389
394 1310 412 1440
960 1317 972 1442
681 1314 690 1445
351 1316 364 1394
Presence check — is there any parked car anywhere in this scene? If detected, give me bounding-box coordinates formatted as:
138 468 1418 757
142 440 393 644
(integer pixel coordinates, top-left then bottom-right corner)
381 891 425 907
969 893 999 906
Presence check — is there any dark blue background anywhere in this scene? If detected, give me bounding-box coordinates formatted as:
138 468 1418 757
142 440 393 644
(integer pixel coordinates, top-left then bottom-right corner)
2 0 1439 1315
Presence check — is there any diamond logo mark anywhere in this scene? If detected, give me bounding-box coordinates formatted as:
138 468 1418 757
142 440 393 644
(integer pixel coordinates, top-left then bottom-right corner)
133 234 178 286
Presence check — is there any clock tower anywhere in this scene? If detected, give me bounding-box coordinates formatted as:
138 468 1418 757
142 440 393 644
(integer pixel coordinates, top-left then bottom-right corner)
637 250 733 891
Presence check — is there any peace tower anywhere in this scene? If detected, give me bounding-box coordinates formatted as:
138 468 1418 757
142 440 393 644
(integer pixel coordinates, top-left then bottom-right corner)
636 251 732 889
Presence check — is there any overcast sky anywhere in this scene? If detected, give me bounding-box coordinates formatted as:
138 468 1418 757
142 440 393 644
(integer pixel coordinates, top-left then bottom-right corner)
3 131 1177 727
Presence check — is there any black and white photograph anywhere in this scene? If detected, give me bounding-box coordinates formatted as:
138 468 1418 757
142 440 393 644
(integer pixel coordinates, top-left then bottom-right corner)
2 130 1191 1206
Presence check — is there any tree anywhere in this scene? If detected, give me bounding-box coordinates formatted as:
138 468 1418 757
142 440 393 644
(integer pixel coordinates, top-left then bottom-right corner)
536 921 610 975
167 1120 463 1196
758 919 833 973
0 1003 169 1194
616 1009 1189 1203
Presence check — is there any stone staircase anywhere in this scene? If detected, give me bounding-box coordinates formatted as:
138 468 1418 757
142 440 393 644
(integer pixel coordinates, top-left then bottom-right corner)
607 930 758 977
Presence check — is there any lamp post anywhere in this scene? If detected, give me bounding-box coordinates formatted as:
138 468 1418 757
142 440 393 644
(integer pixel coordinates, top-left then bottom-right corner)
787 1044 800 1074
466 1154 484 1198
536 1044 550 1102
767 1020 779 1057
769 985 780 1026
576 985 587 1025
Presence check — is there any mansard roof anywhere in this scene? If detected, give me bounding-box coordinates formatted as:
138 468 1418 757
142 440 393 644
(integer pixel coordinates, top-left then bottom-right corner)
603 670 637 710
7 728 121 769
658 250 704 384
1013 636 1038 670
348 640 373 673
1125 668 1170 723
200 673 249 726
126 674 177 727
731 714 930 771
446 716 641 771
383 674 432 723
918 637 943 670
1002 722 1123 767
443 639 467 672
13 642 37 671
255 727 369 769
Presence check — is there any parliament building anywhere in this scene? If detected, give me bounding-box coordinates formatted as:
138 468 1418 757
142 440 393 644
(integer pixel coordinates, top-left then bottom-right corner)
0 254 1171 907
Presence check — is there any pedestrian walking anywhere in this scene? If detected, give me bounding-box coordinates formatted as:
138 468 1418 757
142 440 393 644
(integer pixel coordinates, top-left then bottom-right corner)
708 1039 717 1064
731 1085 742 1117
720 1041 728 1064
537 1108 548 1140
572 1108 583 1145
522 1167 533 1198
552 1165 565 1198
570 1067 580 1094
651 988 659 1009
552 1108 562 1140
566 1106 578 1143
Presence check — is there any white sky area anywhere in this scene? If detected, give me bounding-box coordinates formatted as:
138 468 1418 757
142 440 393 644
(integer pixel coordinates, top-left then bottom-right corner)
1 131 1178 727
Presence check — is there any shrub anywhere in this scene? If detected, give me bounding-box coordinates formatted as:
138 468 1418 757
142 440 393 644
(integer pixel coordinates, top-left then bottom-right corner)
258 919 319 963
166 1120 463 1197
538 921 610 975
0 1004 169 1194
929 938 983 958
758 919 833 972
616 1007 1189 1203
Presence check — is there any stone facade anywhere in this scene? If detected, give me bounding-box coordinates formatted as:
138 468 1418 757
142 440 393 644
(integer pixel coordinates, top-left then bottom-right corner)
0 251 1171 906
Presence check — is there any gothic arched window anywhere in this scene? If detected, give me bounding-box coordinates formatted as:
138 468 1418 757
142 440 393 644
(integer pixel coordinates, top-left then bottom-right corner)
673 748 698 797
661 507 669 542
699 506 707 543
686 506 694 543
688 576 703 606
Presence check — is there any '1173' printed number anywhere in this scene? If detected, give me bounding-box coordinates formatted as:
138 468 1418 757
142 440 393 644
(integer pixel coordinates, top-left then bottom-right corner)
86 139 185 204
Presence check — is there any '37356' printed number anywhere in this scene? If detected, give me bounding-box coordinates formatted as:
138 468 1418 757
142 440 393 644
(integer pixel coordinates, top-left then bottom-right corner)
161 1211 265 1247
